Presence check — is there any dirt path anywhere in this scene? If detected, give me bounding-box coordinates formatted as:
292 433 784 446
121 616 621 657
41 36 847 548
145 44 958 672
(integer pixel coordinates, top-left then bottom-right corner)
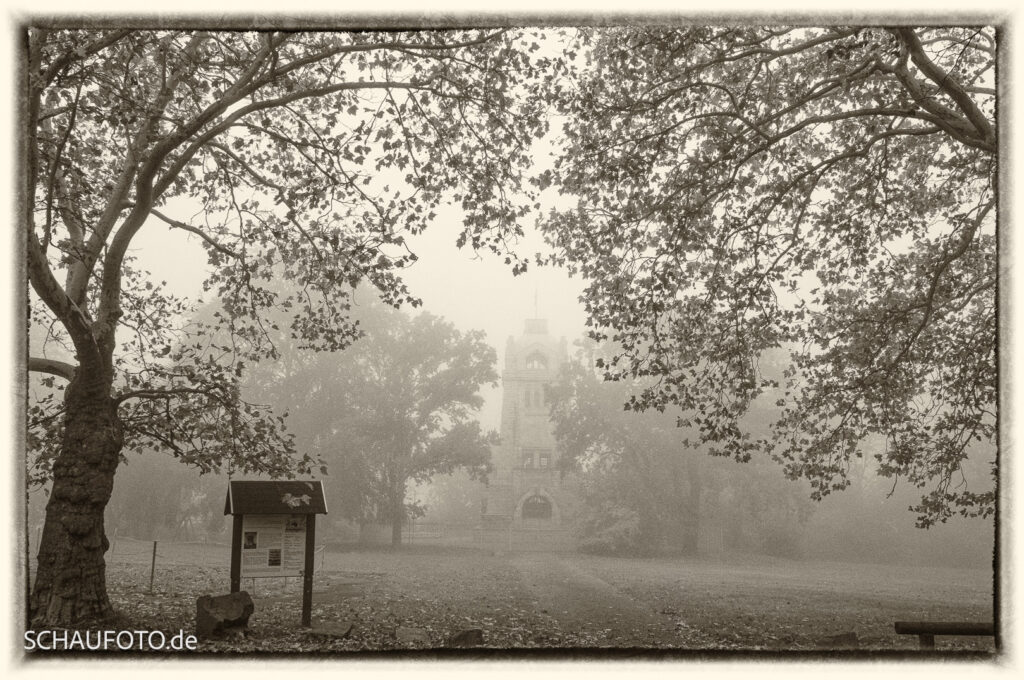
510 552 673 646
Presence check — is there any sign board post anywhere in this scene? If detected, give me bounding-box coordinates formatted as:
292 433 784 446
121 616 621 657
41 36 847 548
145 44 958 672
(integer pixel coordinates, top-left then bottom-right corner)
230 514 243 594
225 480 328 627
302 513 316 627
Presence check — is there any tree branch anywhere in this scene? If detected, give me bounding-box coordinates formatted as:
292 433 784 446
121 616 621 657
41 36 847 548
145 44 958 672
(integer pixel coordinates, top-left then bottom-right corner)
81 33 213 331
884 28 996 153
38 29 134 86
115 386 228 405
150 208 242 259
878 197 995 376
27 224 100 366
28 357 77 381
151 79 431 202
895 28 995 147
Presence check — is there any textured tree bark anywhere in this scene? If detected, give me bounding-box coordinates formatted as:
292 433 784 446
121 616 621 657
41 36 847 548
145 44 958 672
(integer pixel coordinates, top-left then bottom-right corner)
390 483 405 547
683 458 703 556
29 363 122 627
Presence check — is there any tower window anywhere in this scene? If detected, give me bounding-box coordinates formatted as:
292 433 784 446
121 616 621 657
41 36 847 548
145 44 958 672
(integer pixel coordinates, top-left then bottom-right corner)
525 352 547 370
524 386 546 409
522 448 550 469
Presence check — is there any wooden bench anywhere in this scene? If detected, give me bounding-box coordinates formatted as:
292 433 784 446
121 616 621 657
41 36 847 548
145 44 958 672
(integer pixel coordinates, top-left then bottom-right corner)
894 621 995 649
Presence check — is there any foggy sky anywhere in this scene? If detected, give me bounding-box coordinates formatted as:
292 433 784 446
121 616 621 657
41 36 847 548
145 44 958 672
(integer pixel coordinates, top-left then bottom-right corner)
129 189 590 434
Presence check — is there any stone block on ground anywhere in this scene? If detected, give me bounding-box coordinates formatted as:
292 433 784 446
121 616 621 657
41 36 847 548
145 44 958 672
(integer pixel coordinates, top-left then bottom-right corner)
394 626 430 644
195 591 255 639
446 628 485 648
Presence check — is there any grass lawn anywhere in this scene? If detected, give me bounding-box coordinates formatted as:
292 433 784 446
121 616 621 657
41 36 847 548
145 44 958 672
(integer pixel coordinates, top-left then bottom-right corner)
90 538 996 655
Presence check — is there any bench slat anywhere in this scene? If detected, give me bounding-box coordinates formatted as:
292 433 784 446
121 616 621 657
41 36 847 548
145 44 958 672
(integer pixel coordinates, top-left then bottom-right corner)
894 621 994 637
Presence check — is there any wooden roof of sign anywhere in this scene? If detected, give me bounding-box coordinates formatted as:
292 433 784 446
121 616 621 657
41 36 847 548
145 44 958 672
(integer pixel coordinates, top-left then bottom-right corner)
224 480 328 515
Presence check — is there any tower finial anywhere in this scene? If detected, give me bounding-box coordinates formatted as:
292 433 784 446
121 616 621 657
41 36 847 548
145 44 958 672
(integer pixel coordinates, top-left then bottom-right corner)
534 286 538 318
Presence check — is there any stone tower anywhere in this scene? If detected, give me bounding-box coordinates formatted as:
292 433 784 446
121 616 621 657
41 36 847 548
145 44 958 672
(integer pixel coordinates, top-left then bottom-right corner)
482 319 574 548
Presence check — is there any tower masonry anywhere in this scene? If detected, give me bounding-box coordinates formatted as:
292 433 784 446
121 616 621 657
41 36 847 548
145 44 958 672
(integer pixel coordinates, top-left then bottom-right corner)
482 319 576 548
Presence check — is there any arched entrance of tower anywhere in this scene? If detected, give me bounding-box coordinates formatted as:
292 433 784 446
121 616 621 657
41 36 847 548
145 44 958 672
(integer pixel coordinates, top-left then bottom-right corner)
514 488 561 529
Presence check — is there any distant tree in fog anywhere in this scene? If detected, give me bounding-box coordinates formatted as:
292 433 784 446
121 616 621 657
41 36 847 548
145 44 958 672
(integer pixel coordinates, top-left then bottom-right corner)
549 345 700 554
550 340 813 556
103 453 227 542
419 470 489 526
247 297 497 546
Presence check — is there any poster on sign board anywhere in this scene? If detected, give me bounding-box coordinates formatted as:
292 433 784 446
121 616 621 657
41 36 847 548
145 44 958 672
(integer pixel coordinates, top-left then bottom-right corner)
240 514 307 577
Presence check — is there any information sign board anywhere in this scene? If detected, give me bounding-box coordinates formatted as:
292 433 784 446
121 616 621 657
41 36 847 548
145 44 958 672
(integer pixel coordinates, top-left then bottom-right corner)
224 480 327 626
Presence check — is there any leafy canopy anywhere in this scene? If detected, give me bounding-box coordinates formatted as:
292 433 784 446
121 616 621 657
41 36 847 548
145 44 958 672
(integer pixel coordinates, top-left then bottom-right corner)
541 27 996 527
27 28 547 477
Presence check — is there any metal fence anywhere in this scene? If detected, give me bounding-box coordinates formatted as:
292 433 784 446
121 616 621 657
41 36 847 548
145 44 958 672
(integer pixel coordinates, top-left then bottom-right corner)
402 521 575 552
97 534 326 595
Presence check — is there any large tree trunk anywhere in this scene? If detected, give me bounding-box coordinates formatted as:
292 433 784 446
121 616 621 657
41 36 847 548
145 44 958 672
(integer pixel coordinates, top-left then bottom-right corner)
683 456 702 556
30 364 123 627
389 482 406 547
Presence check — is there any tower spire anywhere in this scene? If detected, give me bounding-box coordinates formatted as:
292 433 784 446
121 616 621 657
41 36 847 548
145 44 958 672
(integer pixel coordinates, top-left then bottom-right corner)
533 286 538 318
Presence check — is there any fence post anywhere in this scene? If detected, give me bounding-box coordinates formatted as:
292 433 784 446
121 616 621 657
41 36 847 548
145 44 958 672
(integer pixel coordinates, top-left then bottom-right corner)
148 541 157 593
